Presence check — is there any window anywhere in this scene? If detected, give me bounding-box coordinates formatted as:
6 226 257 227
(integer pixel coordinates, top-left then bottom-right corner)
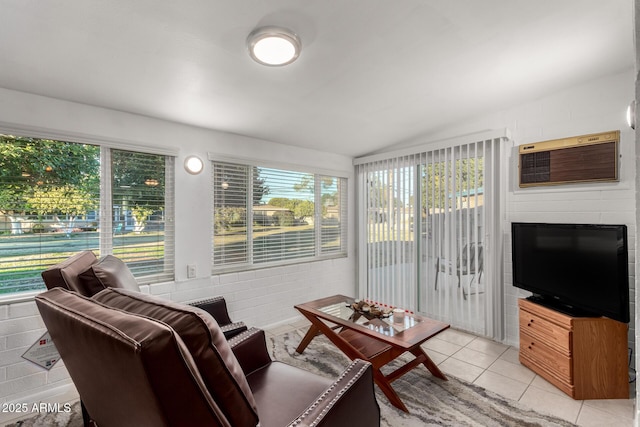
0 134 175 295
212 160 347 270
109 149 175 284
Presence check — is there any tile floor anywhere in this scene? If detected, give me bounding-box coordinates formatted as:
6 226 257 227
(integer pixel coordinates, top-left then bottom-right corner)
266 320 636 427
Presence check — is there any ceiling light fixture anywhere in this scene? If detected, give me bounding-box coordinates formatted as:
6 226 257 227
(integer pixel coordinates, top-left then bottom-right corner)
184 156 204 175
247 26 301 66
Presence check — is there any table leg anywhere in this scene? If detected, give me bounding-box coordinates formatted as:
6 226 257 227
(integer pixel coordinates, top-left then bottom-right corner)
411 347 448 381
296 323 321 354
372 368 410 412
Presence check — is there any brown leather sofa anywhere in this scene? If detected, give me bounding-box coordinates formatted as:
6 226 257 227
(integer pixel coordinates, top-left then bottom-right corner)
40 251 247 338
36 287 381 427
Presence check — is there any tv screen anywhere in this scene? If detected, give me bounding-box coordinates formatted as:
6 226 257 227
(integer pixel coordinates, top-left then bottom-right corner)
511 222 629 323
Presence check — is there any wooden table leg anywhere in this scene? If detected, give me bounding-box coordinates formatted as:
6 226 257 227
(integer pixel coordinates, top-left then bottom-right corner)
372 368 409 412
411 347 447 381
296 323 321 354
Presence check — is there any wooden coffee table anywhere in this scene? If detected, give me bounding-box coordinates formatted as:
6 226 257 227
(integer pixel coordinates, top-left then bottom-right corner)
294 294 450 412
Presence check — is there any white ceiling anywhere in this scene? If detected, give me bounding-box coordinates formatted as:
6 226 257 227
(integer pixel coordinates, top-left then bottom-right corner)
0 0 634 157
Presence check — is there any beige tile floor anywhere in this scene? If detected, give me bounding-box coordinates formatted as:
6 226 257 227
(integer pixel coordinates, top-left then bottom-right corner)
266 321 636 427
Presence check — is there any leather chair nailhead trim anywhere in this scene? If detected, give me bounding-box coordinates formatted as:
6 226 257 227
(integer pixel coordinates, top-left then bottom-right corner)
221 322 246 332
228 328 262 348
288 361 371 427
188 296 225 306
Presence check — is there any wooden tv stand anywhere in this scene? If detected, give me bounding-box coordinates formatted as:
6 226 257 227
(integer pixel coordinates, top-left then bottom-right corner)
518 298 628 399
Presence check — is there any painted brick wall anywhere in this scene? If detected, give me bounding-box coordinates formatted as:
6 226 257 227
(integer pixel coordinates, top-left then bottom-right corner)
143 257 355 329
0 301 77 425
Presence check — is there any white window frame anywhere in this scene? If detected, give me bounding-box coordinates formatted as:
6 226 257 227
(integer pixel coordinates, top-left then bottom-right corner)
209 153 348 273
0 124 177 301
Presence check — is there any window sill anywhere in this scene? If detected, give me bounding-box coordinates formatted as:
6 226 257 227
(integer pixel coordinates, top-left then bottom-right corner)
0 289 41 306
211 253 348 276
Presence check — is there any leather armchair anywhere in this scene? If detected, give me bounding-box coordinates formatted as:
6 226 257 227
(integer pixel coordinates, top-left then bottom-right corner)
40 251 247 338
228 328 380 427
36 287 380 427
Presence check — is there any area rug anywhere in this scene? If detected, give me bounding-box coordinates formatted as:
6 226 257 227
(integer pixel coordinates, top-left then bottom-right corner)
5 328 577 427
270 328 577 427
3 401 83 427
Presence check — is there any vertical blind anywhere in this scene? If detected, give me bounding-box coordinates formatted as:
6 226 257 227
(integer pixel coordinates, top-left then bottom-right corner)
356 133 506 337
211 159 347 271
0 134 175 295
358 155 419 311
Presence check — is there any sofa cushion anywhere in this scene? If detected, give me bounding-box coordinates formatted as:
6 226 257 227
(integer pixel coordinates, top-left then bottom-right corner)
247 361 333 427
77 255 140 297
41 251 97 291
93 287 259 427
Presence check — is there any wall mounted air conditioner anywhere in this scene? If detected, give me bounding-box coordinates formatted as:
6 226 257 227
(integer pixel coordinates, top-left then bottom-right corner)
518 130 619 188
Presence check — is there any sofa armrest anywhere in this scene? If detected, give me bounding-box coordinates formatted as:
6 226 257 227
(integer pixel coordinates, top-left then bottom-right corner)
220 321 248 339
228 327 272 375
188 296 233 325
288 359 380 427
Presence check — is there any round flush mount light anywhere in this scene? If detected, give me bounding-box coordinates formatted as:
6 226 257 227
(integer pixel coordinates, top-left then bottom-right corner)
184 155 204 175
247 26 301 66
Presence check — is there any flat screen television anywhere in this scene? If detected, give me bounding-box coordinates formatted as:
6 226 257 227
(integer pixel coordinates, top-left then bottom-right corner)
511 222 629 323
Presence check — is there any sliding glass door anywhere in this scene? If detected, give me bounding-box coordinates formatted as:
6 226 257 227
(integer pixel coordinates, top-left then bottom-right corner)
356 133 506 338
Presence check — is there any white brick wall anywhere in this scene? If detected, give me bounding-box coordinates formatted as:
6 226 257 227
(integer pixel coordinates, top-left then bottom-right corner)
503 71 636 352
144 257 355 328
0 299 78 425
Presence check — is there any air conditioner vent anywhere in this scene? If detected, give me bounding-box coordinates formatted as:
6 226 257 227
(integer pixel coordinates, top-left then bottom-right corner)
518 131 619 187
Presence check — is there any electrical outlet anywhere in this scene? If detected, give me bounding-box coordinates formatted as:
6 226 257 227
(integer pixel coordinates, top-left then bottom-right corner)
187 264 197 279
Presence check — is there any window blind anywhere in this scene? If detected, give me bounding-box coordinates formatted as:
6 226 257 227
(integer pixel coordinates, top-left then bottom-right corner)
0 135 100 294
109 149 175 285
212 160 347 271
0 134 175 295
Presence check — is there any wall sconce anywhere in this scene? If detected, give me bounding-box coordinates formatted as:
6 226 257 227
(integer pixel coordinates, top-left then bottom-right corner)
184 156 204 175
626 100 636 130
144 178 159 187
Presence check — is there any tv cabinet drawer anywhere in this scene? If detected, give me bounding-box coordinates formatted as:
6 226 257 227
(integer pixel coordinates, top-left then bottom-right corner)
520 353 575 397
518 298 628 400
519 331 572 382
518 310 571 355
